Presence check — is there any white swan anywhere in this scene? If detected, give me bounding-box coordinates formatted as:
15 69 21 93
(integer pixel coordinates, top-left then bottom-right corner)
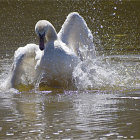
7 12 95 89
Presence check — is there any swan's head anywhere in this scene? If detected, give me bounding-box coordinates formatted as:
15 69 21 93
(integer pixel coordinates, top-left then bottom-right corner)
35 20 49 51
35 20 57 51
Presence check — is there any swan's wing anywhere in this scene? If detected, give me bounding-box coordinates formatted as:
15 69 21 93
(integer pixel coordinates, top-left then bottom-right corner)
8 44 42 88
58 12 96 60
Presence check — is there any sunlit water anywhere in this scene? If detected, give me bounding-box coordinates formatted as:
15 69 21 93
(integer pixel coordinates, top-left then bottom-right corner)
0 0 140 139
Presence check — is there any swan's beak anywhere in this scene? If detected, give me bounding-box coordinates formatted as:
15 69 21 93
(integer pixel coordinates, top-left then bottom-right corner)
39 34 45 51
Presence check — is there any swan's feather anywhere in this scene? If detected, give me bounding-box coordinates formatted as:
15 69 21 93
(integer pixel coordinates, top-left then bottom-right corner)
38 40 80 87
58 12 95 60
9 44 41 87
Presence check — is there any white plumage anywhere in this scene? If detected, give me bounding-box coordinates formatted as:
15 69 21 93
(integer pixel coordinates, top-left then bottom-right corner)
7 12 95 89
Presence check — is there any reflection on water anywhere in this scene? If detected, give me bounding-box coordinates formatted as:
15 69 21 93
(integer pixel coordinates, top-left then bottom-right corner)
0 90 140 139
0 0 140 139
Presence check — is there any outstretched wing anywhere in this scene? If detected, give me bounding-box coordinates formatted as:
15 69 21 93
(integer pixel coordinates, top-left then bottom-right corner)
8 44 42 88
58 12 96 60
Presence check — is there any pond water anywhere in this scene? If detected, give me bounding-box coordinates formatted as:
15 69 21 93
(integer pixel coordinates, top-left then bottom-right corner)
0 0 140 139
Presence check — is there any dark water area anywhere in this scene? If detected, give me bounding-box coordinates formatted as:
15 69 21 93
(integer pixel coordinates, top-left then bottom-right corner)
0 0 139 57
0 0 140 139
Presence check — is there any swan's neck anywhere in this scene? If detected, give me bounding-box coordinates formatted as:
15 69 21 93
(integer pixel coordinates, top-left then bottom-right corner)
45 25 57 42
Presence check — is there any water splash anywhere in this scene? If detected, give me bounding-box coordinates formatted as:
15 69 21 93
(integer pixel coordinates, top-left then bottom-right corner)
73 55 140 90
1 54 140 91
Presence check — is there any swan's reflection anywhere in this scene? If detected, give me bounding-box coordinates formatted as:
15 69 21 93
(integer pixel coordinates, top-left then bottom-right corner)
13 91 119 139
14 91 77 139
0 90 140 139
